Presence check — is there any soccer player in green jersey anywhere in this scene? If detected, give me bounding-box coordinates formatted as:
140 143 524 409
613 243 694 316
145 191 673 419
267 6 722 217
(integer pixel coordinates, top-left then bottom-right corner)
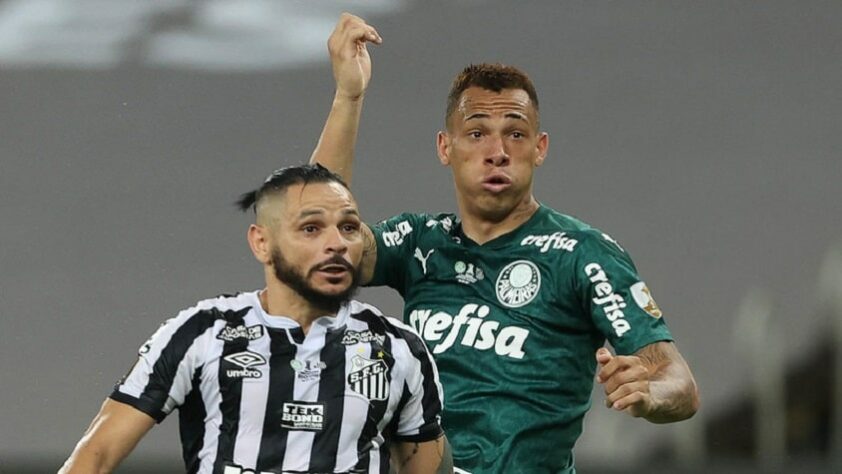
308 13 700 473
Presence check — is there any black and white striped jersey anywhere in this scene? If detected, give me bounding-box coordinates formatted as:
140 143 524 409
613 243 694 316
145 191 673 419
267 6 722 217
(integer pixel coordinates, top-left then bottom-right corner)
111 291 444 474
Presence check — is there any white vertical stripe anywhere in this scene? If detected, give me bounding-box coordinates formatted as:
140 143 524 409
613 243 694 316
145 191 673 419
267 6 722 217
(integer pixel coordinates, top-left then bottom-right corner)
197 333 225 473
232 330 272 468
281 324 326 472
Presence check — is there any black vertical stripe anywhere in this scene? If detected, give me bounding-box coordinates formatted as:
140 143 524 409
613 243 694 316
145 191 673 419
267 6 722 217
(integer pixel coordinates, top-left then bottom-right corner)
308 326 348 471
380 384 412 474
387 323 442 428
143 310 220 418
179 366 206 474
255 327 298 471
212 309 252 473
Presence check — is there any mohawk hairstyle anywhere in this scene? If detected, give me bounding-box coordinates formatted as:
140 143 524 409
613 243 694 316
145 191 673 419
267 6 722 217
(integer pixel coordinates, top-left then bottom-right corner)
236 163 349 213
445 63 540 126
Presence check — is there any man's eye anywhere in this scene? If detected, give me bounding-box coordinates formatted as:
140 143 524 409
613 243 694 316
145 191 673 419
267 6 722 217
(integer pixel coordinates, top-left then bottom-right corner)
470 131 482 139
512 131 524 139
342 224 360 233
302 225 319 233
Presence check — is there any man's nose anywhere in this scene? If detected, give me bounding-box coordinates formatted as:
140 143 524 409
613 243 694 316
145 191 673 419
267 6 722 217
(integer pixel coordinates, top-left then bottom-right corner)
484 136 510 166
324 226 348 254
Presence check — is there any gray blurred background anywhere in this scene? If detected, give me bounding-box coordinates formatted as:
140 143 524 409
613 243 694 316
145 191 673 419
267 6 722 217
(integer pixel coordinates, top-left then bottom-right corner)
1 0 841 472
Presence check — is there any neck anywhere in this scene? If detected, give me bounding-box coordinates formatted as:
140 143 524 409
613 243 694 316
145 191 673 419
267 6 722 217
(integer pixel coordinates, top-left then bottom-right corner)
260 276 336 334
458 193 540 245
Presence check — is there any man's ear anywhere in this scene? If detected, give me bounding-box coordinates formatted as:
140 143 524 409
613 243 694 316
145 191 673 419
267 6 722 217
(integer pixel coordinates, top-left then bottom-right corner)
247 224 271 264
437 131 451 166
534 132 549 167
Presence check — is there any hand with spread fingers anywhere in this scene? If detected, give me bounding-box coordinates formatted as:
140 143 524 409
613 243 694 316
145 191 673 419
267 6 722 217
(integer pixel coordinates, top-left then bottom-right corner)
328 12 382 100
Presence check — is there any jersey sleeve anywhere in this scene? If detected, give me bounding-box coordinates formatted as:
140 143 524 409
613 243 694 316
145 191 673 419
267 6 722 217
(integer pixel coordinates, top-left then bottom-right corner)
368 213 427 294
388 321 444 443
109 308 216 422
573 232 673 355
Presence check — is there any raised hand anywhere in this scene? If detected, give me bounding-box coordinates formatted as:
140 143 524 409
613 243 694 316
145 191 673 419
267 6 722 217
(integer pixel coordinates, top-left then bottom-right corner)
328 12 382 100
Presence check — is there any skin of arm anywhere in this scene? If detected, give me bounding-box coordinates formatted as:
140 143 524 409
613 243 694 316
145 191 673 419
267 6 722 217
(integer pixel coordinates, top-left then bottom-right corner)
596 341 700 423
58 399 156 474
391 435 454 474
309 12 382 185
310 13 382 284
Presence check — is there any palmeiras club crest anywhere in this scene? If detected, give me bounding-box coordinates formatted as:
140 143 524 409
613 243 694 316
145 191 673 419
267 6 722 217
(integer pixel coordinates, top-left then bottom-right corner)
347 355 389 400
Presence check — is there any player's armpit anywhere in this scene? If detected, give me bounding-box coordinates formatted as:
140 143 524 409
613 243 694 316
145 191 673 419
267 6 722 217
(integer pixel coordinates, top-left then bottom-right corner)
359 223 378 285
634 341 700 423
58 398 156 474
391 435 453 474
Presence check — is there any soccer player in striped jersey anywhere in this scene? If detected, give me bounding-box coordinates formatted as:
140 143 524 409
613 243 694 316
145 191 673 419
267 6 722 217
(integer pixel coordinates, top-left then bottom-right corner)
308 14 700 474
60 165 453 474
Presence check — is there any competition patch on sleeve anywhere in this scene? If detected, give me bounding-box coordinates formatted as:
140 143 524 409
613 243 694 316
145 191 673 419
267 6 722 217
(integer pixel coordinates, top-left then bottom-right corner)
630 282 663 318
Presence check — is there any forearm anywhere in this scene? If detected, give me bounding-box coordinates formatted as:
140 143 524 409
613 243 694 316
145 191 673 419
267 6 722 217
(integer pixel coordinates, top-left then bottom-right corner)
59 441 119 474
309 92 365 185
637 342 700 423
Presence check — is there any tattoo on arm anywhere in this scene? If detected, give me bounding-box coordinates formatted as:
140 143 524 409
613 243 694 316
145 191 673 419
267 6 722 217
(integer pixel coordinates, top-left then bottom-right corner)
437 436 454 474
635 342 699 423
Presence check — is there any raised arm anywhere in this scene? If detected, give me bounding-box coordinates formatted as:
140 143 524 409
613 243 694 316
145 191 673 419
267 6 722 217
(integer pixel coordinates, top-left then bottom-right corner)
58 398 156 473
392 435 454 474
309 12 382 185
596 341 700 423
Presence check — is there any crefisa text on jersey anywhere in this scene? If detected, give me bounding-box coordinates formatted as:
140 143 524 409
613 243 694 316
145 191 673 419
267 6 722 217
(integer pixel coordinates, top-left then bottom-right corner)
409 303 529 359
585 263 631 337
520 232 578 253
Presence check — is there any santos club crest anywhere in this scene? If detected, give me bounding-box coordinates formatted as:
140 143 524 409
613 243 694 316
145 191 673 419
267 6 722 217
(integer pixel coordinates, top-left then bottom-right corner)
495 260 541 308
348 355 389 400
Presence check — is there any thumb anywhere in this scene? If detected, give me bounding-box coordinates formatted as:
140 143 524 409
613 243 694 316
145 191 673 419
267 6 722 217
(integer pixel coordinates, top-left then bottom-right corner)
595 347 613 365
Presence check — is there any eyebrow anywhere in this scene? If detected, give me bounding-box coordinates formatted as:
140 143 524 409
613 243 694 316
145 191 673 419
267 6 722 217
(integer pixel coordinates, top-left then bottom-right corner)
297 208 360 219
465 112 528 122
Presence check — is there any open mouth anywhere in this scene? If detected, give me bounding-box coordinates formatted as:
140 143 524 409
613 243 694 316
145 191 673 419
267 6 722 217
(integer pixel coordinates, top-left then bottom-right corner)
482 174 512 192
317 265 349 275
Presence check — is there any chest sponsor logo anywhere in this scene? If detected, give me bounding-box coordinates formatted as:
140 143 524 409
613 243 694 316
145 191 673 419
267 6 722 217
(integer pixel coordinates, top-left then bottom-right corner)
455 260 484 284
495 260 541 308
381 220 413 247
216 324 264 342
521 232 578 253
281 401 325 431
223 351 266 379
414 247 435 275
585 263 631 337
409 304 529 359
290 359 327 382
348 355 389 400
341 329 385 345
630 282 663 318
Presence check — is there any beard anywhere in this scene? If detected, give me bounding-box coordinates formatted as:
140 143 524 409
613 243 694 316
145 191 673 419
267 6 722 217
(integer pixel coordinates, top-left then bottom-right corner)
270 247 360 314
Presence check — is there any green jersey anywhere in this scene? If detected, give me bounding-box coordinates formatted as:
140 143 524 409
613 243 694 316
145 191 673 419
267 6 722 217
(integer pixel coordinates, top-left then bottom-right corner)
369 205 673 474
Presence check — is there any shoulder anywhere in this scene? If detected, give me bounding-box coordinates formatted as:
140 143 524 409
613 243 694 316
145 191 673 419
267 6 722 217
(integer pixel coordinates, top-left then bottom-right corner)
346 301 429 356
158 291 258 340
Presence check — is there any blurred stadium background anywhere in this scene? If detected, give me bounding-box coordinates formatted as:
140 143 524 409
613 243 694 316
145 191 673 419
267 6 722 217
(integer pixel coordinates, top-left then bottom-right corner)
1 0 840 472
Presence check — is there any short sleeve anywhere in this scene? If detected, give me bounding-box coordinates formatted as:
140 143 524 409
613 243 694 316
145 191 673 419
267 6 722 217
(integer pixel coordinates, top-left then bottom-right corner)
110 309 217 422
388 321 444 443
573 232 673 355
369 213 426 293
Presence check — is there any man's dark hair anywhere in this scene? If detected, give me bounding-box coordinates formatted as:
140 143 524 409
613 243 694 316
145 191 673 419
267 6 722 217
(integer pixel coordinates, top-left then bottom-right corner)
445 63 540 126
236 164 349 213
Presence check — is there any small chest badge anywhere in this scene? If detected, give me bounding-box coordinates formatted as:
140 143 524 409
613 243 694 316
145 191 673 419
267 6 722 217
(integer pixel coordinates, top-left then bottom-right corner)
496 260 541 308
348 355 389 401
